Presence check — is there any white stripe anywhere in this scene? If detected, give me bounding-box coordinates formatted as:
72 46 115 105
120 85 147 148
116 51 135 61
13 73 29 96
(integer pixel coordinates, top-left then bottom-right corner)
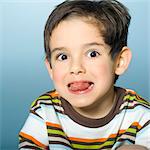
19 141 36 148
21 113 49 145
50 144 73 150
120 134 135 141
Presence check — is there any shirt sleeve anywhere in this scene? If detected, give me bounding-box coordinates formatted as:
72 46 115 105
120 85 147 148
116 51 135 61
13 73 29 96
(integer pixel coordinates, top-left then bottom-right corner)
135 120 150 149
19 101 49 150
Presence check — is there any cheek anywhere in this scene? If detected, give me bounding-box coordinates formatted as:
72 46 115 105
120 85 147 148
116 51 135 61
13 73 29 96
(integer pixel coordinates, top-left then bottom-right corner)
52 64 67 83
90 61 114 78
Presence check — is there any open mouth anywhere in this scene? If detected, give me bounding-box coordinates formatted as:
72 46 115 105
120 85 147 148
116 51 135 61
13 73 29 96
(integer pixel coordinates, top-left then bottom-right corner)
67 81 94 94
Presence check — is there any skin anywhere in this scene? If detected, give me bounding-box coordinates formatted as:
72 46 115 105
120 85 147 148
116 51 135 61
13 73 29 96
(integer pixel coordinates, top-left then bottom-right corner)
45 18 131 119
45 17 147 149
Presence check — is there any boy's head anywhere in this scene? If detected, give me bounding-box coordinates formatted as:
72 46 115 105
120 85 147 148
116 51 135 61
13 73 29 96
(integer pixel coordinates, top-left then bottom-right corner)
44 0 131 61
44 0 132 110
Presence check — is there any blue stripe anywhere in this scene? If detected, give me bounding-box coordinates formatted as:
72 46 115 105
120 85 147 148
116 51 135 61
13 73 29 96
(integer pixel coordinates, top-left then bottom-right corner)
50 144 73 150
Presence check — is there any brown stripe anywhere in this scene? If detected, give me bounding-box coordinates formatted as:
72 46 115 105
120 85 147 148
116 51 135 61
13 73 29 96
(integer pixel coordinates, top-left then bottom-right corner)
61 87 125 128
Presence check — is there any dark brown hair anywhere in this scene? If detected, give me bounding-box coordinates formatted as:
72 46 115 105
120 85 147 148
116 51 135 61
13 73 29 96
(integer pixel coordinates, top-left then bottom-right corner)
44 0 131 60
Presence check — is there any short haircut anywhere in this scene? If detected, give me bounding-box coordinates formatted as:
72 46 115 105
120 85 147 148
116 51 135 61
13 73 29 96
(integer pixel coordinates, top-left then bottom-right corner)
44 0 131 60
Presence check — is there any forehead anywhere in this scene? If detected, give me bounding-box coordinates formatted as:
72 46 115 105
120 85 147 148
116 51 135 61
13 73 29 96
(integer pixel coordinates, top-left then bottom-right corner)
49 17 106 49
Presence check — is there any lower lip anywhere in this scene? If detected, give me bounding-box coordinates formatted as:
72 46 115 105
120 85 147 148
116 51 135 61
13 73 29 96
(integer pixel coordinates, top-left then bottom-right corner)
68 84 94 95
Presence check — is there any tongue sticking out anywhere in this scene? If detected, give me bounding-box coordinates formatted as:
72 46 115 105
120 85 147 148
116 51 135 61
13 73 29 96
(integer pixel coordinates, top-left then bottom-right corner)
69 82 92 92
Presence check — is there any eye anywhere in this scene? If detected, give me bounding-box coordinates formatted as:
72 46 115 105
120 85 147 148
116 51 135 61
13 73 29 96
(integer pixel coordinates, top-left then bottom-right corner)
56 53 68 61
87 50 100 58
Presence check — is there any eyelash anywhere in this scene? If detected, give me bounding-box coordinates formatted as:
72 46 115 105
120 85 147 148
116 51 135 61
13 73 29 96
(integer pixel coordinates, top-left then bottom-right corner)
55 50 100 61
56 53 68 61
87 50 100 58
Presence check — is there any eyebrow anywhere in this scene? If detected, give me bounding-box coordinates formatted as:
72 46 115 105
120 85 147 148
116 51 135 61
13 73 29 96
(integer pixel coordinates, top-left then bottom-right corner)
51 47 66 55
51 42 104 54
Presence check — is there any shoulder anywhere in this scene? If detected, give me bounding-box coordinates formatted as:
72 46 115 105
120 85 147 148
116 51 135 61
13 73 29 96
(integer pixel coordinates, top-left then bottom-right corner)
30 89 61 111
123 88 150 109
118 88 150 130
118 87 150 118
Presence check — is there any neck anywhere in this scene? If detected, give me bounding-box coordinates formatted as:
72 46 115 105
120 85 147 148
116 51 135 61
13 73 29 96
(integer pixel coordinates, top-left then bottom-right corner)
73 87 116 119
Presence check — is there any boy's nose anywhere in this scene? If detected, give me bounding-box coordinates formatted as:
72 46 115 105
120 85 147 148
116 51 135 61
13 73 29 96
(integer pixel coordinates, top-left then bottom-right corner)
69 60 86 75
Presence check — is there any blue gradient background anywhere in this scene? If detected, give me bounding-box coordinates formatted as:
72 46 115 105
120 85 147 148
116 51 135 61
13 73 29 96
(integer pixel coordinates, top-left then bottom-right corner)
0 0 149 149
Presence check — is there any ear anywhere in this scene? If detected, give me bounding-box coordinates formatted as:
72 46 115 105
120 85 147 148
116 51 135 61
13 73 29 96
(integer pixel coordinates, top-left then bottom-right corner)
45 59 53 80
115 46 132 75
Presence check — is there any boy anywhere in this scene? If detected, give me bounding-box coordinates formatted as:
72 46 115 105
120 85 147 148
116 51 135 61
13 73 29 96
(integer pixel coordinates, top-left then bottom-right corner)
19 0 150 149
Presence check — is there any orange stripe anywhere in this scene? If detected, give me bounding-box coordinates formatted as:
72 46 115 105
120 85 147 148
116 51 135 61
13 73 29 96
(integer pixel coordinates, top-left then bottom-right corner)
19 132 47 148
69 129 126 143
69 137 106 143
46 122 62 129
136 95 142 100
132 122 142 129
126 89 136 94
49 91 59 98
119 129 126 134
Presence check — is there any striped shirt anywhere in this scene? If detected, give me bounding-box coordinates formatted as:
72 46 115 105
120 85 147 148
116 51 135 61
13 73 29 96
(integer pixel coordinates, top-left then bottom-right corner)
19 87 150 150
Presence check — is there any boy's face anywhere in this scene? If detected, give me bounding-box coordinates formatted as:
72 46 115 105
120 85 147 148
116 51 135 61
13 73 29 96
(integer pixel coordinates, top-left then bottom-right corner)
47 18 117 109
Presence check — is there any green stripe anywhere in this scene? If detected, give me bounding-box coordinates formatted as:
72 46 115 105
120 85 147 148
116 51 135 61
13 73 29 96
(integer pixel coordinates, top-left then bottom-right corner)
19 136 21 140
31 96 51 107
48 129 66 137
52 99 61 104
72 141 114 149
126 128 136 134
31 99 37 107
124 95 149 106
38 95 51 100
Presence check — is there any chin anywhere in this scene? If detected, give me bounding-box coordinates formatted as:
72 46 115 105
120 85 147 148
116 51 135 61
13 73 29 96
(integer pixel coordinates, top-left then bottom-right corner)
68 98 95 108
